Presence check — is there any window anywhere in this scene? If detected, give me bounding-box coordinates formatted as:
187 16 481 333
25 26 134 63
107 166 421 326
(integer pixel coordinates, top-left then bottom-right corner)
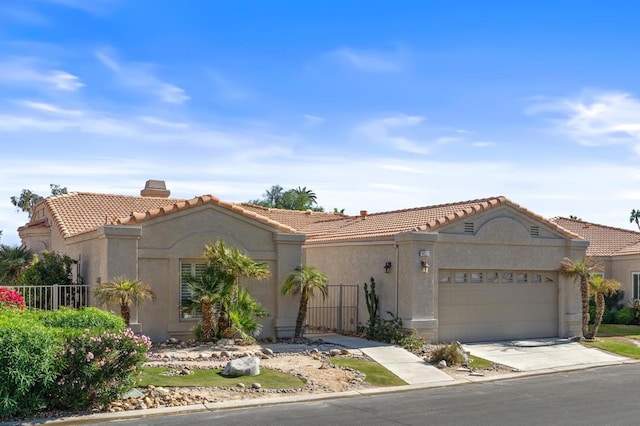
633 273 640 300
486 272 499 283
517 273 528 283
471 272 483 283
439 272 451 283
531 274 542 283
180 261 207 319
502 272 514 283
454 272 468 283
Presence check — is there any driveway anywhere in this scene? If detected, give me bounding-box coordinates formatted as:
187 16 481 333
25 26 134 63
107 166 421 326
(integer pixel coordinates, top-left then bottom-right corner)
463 338 628 372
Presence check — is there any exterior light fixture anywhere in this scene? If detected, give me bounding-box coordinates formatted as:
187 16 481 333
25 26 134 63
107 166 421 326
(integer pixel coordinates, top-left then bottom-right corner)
421 260 429 273
384 261 392 273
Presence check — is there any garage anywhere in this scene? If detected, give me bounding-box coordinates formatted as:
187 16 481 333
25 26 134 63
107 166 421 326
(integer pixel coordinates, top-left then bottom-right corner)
437 270 559 343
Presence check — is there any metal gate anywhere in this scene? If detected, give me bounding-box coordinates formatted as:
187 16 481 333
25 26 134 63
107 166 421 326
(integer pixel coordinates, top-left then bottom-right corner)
305 285 358 334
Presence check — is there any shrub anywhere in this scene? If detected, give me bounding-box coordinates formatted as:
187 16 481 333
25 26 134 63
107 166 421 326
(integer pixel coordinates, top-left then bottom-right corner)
15 251 77 287
38 307 126 330
47 328 152 410
0 287 25 310
588 305 612 324
615 307 636 325
0 310 62 418
429 342 468 366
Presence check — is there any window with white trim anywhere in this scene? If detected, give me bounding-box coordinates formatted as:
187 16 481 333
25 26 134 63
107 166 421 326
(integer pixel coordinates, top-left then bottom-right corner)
180 261 207 319
633 272 640 300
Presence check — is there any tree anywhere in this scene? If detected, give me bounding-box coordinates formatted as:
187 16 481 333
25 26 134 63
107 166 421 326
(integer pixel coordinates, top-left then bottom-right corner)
93 277 155 326
630 209 640 231
560 257 603 339
227 288 269 339
182 265 232 341
281 266 328 338
249 185 324 212
569 215 581 220
0 245 33 285
16 250 76 286
203 239 270 337
11 184 68 218
587 275 621 339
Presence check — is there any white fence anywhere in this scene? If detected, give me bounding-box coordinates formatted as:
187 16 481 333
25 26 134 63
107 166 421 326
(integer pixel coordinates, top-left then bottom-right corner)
6 284 90 310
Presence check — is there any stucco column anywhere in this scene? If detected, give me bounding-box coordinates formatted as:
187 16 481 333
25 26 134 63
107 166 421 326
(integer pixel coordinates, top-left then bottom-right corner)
394 232 439 341
560 239 590 338
273 232 306 338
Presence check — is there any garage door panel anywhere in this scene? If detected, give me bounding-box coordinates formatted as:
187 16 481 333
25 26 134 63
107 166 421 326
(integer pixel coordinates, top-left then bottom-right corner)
438 271 558 343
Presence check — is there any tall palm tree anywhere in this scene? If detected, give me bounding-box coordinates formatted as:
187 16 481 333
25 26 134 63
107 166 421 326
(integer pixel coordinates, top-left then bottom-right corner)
560 257 603 339
0 245 33 285
586 275 621 339
281 266 329 338
204 239 270 337
93 277 155 326
183 265 231 341
630 209 640 230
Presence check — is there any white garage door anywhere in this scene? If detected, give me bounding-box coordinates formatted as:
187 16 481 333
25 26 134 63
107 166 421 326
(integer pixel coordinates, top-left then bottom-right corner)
438 270 558 343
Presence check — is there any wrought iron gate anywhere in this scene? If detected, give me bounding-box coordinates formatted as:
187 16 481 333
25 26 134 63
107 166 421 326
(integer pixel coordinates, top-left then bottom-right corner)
305 285 358 334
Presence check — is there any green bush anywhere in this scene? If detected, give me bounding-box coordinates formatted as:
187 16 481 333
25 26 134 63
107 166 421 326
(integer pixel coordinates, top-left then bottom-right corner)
38 307 126 330
589 305 612 324
0 309 62 418
429 342 467 366
615 307 635 325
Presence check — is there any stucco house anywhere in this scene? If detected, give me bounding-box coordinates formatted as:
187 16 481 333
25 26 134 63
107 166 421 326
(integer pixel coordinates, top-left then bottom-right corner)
19 180 587 343
552 217 640 304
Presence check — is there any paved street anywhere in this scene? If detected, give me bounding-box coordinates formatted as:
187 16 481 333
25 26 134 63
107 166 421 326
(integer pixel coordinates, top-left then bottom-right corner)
93 364 640 426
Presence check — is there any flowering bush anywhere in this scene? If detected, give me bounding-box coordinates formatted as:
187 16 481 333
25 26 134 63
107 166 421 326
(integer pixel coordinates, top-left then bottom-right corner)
0 287 25 310
48 327 152 410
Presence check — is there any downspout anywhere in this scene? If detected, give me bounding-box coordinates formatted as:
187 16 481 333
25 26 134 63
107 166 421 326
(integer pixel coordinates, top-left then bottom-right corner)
395 243 399 317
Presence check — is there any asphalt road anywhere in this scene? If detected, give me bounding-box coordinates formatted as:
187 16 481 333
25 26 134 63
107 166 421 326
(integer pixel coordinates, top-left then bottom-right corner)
97 364 640 426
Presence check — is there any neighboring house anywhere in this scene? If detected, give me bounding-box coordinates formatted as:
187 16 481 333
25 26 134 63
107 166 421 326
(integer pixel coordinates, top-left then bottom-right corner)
19 180 587 343
552 217 640 304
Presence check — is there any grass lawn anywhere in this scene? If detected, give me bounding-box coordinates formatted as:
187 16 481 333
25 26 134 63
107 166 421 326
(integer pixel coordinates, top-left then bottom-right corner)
331 356 407 387
581 324 640 359
468 355 493 369
138 367 307 388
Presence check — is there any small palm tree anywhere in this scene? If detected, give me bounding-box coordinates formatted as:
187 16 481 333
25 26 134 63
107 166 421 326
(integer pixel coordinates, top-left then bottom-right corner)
630 209 640 230
281 266 328 338
94 277 155 326
0 245 33 285
183 265 231 341
560 257 603 339
586 275 622 339
228 288 269 340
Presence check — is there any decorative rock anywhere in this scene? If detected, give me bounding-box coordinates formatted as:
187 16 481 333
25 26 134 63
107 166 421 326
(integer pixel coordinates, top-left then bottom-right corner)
211 351 221 358
181 367 191 375
222 356 261 377
220 350 232 358
329 349 341 357
437 360 447 368
252 383 262 389
262 348 274 356
217 338 235 346
309 348 320 355
469 372 485 377
340 349 350 355
168 337 179 344
236 383 246 388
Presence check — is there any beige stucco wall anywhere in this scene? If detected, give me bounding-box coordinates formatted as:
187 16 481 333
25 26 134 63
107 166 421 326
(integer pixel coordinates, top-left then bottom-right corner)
306 206 587 342
609 255 640 303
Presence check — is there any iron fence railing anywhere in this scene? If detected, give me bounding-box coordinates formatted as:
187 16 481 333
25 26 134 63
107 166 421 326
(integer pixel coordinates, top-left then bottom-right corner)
6 284 90 310
306 284 358 334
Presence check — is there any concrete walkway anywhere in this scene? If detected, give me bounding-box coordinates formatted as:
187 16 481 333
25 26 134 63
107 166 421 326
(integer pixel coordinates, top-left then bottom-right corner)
463 338 628 372
313 334 454 385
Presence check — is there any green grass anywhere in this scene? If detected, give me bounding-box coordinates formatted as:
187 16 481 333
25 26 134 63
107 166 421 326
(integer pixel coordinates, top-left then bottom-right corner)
583 339 640 359
138 367 307 388
595 324 640 339
331 356 407 387
468 355 493 369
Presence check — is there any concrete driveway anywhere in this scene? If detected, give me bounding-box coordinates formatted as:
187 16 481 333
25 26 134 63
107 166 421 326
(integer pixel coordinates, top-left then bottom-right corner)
463 338 629 372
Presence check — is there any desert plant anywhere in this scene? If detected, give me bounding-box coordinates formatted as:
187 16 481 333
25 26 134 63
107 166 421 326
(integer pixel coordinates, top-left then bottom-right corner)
560 257 603 338
182 265 231 341
362 277 380 340
281 266 328 338
227 288 269 339
93 277 155 325
586 275 622 339
0 245 33 285
429 342 468 367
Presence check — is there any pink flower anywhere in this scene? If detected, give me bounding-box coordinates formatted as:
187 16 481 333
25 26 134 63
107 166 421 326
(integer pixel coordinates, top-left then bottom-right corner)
86 352 94 362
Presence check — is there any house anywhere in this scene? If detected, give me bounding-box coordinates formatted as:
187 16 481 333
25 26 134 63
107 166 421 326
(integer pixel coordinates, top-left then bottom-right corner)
552 217 640 303
19 180 586 343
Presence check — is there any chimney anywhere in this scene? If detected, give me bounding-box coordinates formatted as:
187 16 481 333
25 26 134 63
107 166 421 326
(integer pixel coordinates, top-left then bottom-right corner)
360 210 368 219
141 180 170 198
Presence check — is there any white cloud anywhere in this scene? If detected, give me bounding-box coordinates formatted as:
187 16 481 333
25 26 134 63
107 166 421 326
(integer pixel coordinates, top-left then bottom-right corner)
303 114 324 126
209 71 250 100
0 58 83 91
528 91 640 150
328 46 407 72
35 0 117 14
357 114 430 154
18 101 83 116
95 49 189 104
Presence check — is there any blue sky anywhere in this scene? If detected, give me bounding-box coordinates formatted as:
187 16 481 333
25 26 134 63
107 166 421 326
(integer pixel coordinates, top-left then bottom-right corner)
2 0 640 246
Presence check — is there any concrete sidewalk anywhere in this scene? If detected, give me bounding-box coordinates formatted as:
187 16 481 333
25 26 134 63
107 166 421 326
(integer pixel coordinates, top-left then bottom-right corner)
312 334 454 385
463 338 628 372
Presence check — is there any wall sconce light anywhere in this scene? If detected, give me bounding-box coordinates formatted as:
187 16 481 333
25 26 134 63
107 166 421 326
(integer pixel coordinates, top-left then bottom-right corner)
384 261 392 273
421 260 429 273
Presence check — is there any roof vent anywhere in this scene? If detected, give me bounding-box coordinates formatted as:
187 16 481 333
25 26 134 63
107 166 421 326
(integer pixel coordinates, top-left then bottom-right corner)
530 226 540 237
464 222 474 233
141 180 170 198
360 210 368 219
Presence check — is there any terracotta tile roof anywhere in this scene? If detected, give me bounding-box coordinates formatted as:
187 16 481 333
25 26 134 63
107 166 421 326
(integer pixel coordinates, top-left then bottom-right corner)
237 203 348 230
552 217 640 256
299 196 582 244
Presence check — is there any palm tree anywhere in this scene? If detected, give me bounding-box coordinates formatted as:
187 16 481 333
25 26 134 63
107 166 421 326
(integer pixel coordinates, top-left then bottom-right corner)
183 265 231 341
204 239 270 337
281 266 329 338
228 288 269 339
560 257 603 339
631 209 640 230
586 275 621 339
93 277 156 326
0 245 33 285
